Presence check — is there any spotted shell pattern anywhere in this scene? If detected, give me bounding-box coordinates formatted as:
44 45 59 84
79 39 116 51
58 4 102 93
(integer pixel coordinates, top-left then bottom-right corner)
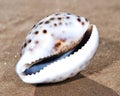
22 13 89 61
16 12 99 84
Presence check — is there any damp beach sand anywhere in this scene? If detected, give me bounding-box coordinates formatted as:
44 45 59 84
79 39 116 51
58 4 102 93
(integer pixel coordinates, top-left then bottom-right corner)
0 0 120 96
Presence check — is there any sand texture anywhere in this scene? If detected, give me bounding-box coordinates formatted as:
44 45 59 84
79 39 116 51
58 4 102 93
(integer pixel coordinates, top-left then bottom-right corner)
0 0 120 96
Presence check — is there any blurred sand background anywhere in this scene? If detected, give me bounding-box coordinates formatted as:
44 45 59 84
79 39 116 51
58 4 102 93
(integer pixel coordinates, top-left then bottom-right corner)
0 0 120 96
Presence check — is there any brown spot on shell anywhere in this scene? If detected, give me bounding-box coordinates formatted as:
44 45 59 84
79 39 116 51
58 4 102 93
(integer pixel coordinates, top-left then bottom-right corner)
77 18 81 22
59 22 62 25
58 17 62 20
28 39 31 43
35 40 39 44
43 29 47 34
23 43 27 48
55 42 61 48
54 39 66 50
34 31 39 35
54 23 57 26
66 16 70 19
81 22 85 25
85 18 88 22
45 21 50 24
38 22 43 25
50 17 55 20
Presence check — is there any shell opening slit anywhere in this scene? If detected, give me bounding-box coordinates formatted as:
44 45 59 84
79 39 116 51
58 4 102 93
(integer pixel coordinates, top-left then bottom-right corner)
24 25 92 75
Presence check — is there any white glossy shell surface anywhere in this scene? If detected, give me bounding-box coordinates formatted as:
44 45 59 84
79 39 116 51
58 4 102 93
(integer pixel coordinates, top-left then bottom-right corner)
16 12 99 84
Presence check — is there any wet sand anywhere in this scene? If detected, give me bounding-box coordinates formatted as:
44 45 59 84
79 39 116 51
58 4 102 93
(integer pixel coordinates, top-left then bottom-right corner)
0 0 120 96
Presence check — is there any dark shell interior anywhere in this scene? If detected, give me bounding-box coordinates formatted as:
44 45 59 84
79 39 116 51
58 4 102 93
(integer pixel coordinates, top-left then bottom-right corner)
24 25 92 75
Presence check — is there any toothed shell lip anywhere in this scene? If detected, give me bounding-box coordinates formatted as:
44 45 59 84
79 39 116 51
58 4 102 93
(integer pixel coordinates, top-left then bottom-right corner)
16 12 99 84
